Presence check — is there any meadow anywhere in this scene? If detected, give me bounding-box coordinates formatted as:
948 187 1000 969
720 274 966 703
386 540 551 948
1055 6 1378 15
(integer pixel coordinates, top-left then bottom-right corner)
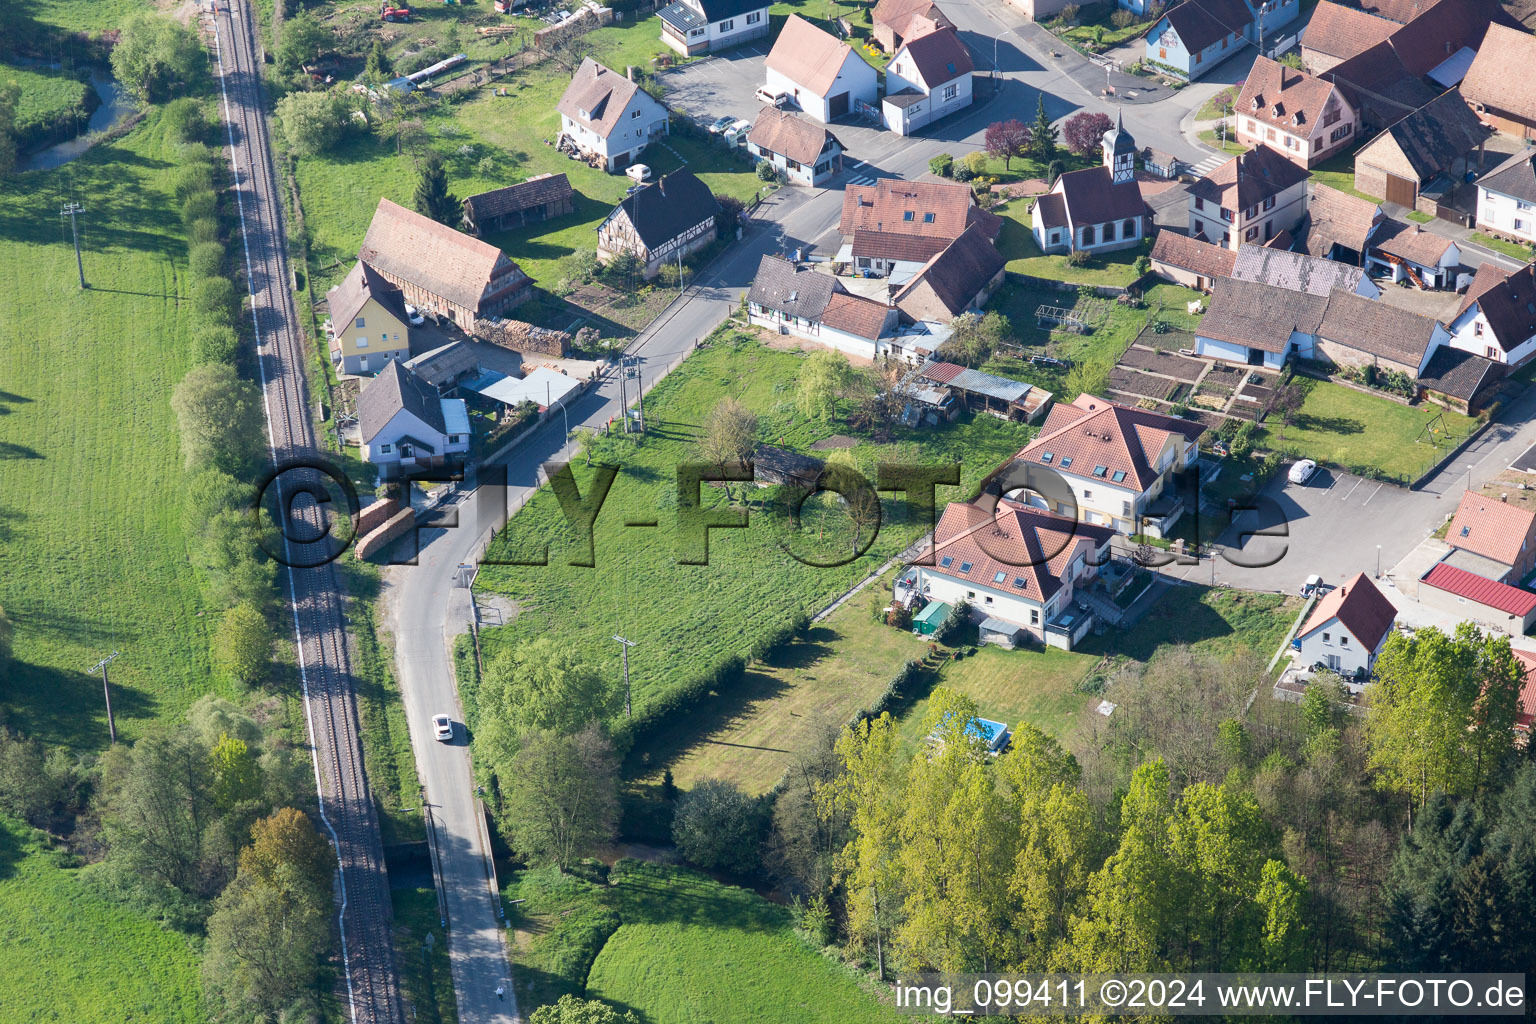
507 860 909 1022
0 816 203 1023
3 61 92 142
468 332 1034 737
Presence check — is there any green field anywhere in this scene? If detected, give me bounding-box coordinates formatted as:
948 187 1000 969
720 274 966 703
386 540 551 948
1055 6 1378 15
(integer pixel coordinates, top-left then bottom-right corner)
469 333 1032 735
0 114 228 750
636 570 930 794
897 643 1099 750
2 61 91 140
503 860 905 1022
294 14 765 302
1096 584 1298 664
1308 150 1382 204
1262 378 1477 481
0 816 203 1023
6 0 149 35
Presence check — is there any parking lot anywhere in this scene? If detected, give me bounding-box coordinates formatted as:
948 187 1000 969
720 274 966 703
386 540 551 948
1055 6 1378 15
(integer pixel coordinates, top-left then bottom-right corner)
1171 466 1458 594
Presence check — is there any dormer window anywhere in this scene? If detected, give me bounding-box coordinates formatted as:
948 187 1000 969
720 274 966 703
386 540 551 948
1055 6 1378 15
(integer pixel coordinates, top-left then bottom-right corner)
1251 96 1261 110
1271 103 1283 118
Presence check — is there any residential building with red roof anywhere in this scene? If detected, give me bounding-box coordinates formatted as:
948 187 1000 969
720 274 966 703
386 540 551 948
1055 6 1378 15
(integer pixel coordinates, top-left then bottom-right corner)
838 178 1001 279
1187 144 1311 250
1006 393 1205 537
1461 22 1536 139
907 498 1117 649
1446 489 1536 581
871 0 951 52
882 25 974 135
764 15 878 124
1301 1 1398 73
746 107 845 187
1149 230 1237 291
1234 57 1360 168
1446 261 1536 367
1295 572 1397 682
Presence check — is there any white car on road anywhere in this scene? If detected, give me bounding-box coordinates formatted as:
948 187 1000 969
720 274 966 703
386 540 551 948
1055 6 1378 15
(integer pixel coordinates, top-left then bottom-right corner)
1288 459 1318 485
432 713 454 742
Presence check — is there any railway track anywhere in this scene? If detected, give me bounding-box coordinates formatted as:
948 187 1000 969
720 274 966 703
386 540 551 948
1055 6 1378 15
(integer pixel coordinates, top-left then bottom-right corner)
212 3 405 1022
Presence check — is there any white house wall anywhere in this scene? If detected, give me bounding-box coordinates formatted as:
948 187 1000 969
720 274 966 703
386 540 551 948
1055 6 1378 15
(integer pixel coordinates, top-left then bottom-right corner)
1449 307 1536 366
1296 616 1378 678
1477 187 1536 244
766 54 877 124
364 408 443 465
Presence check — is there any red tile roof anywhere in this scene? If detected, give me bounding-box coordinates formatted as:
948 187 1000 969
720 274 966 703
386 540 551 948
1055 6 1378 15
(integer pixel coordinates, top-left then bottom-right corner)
925 498 1116 605
1018 394 1204 492
1462 22 1536 124
1302 1 1399 60
747 106 841 166
1238 56 1348 135
1299 572 1397 649
1150 230 1238 278
1447 491 1536 567
1454 261 1536 354
556 58 647 140
820 291 893 340
840 178 980 238
359 198 525 313
1514 649 1536 730
1422 561 1536 616
1188 144 1311 210
896 24 973 87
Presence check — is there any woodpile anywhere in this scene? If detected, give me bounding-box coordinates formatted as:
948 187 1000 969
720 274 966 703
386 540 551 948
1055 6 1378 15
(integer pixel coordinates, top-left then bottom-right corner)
473 317 572 356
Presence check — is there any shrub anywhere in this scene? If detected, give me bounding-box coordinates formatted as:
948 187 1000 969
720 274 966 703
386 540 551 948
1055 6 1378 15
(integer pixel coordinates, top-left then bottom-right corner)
934 599 971 646
189 241 225 280
194 324 241 364
755 158 780 182
276 90 348 157
1047 158 1065 184
1111 8 1136 27
962 150 988 176
1066 248 1090 267
672 779 764 874
175 162 216 203
1133 254 1151 277
929 153 954 177
182 190 218 229
193 276 239 325
952 162 975 182
1058 3 1080 24
163 97 207 144
188 216 221 246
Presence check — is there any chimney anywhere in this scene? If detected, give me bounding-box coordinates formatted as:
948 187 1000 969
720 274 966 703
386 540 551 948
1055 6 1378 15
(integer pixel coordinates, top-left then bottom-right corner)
1503 493 1510 502
627 65 636 81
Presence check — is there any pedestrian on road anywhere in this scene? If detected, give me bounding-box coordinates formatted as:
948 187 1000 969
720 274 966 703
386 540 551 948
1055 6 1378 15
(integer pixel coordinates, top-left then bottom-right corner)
496 985 505 1000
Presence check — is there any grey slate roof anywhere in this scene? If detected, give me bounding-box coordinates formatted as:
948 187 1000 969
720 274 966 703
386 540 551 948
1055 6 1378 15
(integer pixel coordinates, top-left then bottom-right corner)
747 255 838 319
1199 277 1329 353
1418 346 1506 402
610 170 720 251
358 360 445 444
1231 243 1368 296
1365 89 1489 182
1478 149 1536 205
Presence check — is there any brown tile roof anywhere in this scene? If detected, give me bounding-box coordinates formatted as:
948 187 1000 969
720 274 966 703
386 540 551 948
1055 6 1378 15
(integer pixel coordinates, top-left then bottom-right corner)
1455 262 1536 353
1463 23 1536 123
1386 0 1523 75
1233 243 1369 296
839 178 979 238
1033 192 1068 231
766 15 863 97
1324 40 1438 123
1300 183 1382 258
851 229 952 262
746 254 838 319
872 0 938 33
1360 0 1434 21
1417 346 1506 402
1371 218 1457 266
821 291 894 339
897 24 973 86
1358 89 1489 183
1477 148 1536 205
926 499 1116 605
359 198 522 312
1056 165 1148 224
1298 572 1397 649
556 58 647 140
1302 1 1398 60
893 223 1005 317
1315 287 1441 366
1188 144 1311 210
1150 230 1238 278
1237 56 1347 134
1448 490 1536 565
747 107 841 165
1199 277 1329 353
1018 394 1204 492
327 260 408 335
463 173 573 222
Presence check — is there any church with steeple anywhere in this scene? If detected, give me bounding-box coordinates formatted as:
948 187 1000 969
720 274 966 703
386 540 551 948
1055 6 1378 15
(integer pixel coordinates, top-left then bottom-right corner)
1030 109 1150 256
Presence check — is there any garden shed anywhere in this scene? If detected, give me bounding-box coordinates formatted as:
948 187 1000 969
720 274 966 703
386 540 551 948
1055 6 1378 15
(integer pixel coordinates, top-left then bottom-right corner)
912 600 951 635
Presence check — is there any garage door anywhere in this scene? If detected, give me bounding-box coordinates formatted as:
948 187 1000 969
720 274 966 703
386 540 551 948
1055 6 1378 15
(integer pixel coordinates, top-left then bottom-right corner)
1384 173 1416 208
828 92 849 118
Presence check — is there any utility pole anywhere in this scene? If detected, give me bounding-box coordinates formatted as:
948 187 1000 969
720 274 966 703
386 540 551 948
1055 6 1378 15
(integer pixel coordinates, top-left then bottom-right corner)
634 366 645 433
617 364 629 433
613 635 637 719
89 651 120 744
60 201 86 289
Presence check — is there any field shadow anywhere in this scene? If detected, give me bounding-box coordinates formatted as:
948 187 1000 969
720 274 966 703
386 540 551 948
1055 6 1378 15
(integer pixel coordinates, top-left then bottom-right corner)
1077 586 1236 662
1 661 157 751
0 441 41 460
0 817 24 884
624 663 799 778
1294 413 1365 435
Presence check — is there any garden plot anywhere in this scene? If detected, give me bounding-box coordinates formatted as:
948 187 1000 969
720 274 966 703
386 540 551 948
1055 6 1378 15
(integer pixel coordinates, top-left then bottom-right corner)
1108 367 1185 402
1115 343 1206 382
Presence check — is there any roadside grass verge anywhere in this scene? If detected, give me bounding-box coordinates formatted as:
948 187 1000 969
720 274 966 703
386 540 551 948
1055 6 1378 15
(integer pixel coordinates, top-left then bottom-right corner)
1470 231 1535 262
1196 128 1246 156
0 815 203 1023
392 886 458 1024
1261 378 1477 481
468 334 1032 738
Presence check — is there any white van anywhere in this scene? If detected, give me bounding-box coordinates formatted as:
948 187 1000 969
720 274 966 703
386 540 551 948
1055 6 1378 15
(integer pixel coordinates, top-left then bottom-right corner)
754 85 790 108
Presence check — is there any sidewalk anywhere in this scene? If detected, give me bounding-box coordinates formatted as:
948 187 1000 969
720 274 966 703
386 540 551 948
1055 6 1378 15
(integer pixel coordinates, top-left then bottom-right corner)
1013 20 1169 104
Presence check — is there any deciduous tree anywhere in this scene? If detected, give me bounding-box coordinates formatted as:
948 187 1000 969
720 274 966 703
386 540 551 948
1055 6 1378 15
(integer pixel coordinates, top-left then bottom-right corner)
275 11 332 75
796 349 855 420
214 602 272 689
983 119 1030 169
1063 111 1113 157
698 397 758 471
276 89 348 157
530 996 640 1024
501 725 619 871
171 363 263 475
111 13 207 102
672 779 764 873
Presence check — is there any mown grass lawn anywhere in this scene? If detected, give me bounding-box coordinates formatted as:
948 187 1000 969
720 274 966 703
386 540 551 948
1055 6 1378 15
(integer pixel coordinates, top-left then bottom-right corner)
897 644 1099 751
992 199 1151 288
1309 150 1383 204
1051 7 1151 51
586 861 904 1024
1195 128 1246 157
295 15 764 299
0 114 227 751
1261 378 1477 481
469 333 1033 733
1470 231 1535 262
0 816 203 1023
635 569 930 794
1089 585 1299 664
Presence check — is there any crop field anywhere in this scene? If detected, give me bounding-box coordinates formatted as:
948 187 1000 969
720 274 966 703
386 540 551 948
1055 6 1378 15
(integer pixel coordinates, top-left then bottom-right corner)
469 333 1033 735
0 816 203 1023
506 860 906 1022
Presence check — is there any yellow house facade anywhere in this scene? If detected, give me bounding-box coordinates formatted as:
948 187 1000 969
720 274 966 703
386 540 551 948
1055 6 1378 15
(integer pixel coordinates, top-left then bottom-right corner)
327 261 412 375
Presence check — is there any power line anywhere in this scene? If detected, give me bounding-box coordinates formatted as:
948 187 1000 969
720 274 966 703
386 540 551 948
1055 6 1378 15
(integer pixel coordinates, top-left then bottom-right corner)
60 201 86 289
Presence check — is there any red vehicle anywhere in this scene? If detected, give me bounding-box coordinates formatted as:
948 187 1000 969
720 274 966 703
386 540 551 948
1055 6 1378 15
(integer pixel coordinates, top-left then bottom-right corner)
380 2 413 21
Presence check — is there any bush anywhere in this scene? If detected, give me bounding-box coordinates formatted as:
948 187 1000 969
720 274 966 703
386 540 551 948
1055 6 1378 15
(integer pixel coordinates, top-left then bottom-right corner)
934 599 971 646
276 90 349 157
175 162 216 203
111 12 208 102
1066 248 1090 267
188 216 221 246
1111 7 1136 27
182 190 218 229
189 241 225 280
194 323 241 364
1047 158 1065 184
1058 3 1080 24
962 150 987 176
929 153 954 177
193 276 239 325
755 159 780 182
162 97 207 144
672 779 764 874
952 162 975 182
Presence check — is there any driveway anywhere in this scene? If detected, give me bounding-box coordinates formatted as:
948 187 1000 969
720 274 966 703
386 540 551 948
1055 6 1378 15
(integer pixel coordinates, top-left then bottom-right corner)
1172 467 1456 593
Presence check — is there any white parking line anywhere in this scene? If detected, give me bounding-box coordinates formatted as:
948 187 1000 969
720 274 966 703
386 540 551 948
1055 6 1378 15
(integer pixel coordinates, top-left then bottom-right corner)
1341 476 1365 501
1360 481 1386 506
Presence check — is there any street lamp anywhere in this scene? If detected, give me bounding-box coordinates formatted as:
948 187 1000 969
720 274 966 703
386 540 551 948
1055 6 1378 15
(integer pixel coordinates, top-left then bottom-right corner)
1376 544 1382 579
